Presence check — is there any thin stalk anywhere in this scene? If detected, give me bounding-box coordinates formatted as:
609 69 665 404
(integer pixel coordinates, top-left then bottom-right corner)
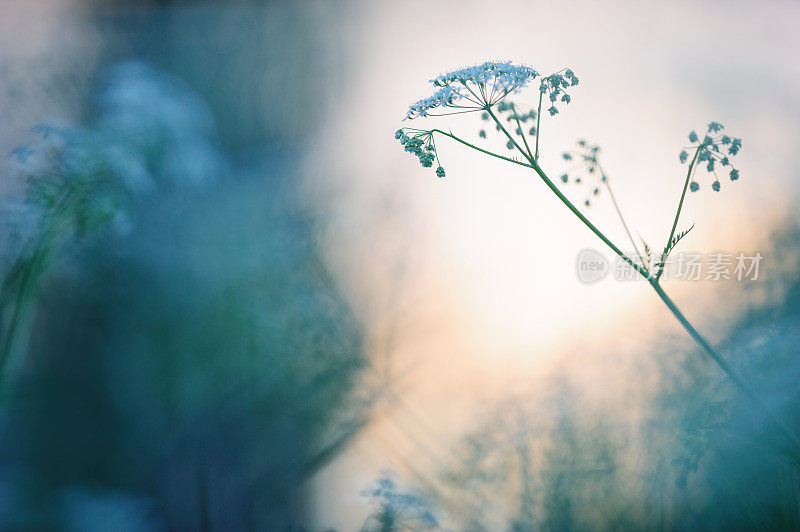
429 129 533 169
486 107 650 278
511 104 534 160
656 146 701 281
434 111 800 459
603 176 648 272
534 89 544 162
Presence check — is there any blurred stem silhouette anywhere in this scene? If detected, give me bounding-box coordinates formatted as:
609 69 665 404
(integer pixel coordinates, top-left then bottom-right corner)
595 163 648 268
0 189 75 381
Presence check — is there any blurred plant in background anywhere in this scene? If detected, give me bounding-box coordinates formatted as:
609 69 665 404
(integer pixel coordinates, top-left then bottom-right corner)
0 61 224 377
360 471 440 532
0 3 373 528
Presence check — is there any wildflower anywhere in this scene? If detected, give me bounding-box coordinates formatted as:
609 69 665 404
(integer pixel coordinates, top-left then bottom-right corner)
680 123 741 192
436 166 446 178
361 471 440 531
395 128 443 176
479 129 486 138
537 69 579 116
560 174 569 183
405 61 539 120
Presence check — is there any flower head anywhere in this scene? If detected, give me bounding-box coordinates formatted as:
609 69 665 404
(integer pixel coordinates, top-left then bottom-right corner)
405 61 539 120
680 122 742 192
539 69 579 116
395 128 445 176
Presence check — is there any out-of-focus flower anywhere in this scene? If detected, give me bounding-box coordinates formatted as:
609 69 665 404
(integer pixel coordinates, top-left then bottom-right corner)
361 471 440 531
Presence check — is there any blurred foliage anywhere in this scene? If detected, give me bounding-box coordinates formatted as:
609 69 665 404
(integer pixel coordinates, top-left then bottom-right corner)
0 51 367 532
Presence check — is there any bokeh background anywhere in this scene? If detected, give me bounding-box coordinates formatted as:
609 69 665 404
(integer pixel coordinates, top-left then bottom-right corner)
1 0 800 530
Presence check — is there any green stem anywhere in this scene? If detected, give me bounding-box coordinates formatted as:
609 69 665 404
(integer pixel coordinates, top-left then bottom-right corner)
649 280 800 457
486 108 650 278
434 116 800 459
656 146 701 281
534 89 544 162
511 104 534 160
429 129 533 169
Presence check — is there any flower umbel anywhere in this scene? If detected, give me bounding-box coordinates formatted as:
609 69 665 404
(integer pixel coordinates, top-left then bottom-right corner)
404 61 539 120
679 122 742 192
395 128 444 176
539 69 580 116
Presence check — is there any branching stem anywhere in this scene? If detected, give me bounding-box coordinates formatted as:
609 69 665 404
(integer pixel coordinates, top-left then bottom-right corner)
434 114 800 459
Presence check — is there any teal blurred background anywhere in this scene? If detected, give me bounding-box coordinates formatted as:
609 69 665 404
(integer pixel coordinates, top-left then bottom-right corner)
2 1 800 531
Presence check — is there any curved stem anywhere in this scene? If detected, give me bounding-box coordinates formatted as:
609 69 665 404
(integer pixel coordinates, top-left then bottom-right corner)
485 108 650 279
431 116 800 459
429 129 532 169
649 280 800 457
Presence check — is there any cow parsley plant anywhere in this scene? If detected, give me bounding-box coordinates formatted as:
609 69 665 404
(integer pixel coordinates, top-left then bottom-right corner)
394 60 800 458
